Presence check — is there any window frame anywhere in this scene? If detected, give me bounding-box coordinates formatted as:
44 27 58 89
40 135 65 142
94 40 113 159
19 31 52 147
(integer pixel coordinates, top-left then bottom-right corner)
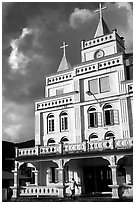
88 107 102 128
60 112 68 132
103 105 119 126
47 114 55 133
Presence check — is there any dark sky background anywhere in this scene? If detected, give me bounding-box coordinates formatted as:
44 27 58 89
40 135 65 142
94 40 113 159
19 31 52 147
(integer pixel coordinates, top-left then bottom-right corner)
2 2 133 143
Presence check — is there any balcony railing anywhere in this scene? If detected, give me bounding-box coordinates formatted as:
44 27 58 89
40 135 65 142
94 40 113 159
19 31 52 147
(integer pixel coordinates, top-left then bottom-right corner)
16 137 133 158
19 186 59 197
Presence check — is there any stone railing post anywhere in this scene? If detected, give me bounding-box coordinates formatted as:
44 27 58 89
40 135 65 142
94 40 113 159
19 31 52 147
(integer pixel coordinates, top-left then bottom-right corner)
11 161 19 199
36 145 40 156
15 147 18 158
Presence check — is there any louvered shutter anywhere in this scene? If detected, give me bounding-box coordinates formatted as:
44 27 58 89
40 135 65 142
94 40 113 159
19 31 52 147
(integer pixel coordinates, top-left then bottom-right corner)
113 109 119 124
88 112 90 128
48 168 52 183
94 112 98 127
97 112 102 126
55 168 58 183
110 110 114 125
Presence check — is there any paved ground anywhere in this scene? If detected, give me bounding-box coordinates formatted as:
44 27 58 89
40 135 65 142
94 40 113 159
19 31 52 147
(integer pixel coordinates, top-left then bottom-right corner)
7 195 133 202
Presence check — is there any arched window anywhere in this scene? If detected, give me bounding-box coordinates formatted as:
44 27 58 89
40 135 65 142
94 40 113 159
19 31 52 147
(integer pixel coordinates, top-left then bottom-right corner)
47 138 55 146
88 107 102 128
47 114 55 133
105 132 115 140
89 133 98 141
60 136 69 143
103 104 119 126
60 112 68 131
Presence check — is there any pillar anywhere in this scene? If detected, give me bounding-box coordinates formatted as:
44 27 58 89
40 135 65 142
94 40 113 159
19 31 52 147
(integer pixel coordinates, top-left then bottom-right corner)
108 155 119 198
11 161 19 198
32 169 39 186
55 159 65 198
109 164 119 198
57 167 65 197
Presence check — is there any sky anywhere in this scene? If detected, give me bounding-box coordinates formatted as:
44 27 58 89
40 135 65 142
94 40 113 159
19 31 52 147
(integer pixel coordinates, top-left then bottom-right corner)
2 2 133 143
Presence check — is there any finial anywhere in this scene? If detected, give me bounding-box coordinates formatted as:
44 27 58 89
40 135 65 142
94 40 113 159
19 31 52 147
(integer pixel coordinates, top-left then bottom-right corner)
95 3 107 19
60 42 68 57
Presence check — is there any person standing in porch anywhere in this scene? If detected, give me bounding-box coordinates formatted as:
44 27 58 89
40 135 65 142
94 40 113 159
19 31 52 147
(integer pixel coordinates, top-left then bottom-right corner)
69 178 79 200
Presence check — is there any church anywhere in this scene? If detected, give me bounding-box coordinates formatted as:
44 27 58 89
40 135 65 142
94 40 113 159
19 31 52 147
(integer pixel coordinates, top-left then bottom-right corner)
11 4 133 199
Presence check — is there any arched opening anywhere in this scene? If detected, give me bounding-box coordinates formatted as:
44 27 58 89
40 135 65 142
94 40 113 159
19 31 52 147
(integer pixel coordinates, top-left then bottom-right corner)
89 133 98 141
60 111 68 131
103 104 112 125
105 132 115 140
88 107 97 128
47 138 56 146
103 104 119 126
19 163 34 185
47 114 55 133
60 136 69 143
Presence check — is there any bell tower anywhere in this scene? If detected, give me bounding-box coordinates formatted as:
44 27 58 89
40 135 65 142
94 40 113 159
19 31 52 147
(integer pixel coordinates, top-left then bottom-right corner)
81 3 125 63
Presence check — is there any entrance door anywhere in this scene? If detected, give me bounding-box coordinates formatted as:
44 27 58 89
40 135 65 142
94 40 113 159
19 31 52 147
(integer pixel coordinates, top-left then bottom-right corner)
83 166 112 193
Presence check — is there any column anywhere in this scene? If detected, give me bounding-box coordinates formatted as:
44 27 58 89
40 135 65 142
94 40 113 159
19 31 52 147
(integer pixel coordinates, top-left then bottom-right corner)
108 156 119 198
32 170 39 186
56 159 65 198
11 161 19 198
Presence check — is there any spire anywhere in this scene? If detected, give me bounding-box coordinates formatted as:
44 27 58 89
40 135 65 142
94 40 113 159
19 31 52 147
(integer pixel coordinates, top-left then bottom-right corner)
57 42 71 72
94 3 111 38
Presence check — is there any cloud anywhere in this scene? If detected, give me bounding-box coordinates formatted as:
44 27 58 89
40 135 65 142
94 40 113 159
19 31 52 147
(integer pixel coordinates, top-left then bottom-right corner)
69 8 94 29
115 2 133 52
8 28 33 74
3 98 34 142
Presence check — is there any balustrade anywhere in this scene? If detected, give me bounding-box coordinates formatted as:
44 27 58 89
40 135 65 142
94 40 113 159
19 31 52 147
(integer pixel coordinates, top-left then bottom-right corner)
88 139 113 151
18 147 37 157
16 138 133 158
115 138 133 149
63 143 86 153
40 144 60 154
20 186 59 196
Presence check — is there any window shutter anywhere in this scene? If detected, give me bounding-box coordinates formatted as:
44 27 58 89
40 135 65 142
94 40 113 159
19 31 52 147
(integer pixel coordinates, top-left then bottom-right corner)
88 113 90 128
110 110 114 125
48 168 52 183
113 109 119 124
55 168 58 183
97 112 102 126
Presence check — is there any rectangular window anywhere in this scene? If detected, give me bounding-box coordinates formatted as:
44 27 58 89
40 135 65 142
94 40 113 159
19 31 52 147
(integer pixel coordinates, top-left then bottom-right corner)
61 117 68 131
88 79 98 94
48 119 54 132
49 167 58 183
100 76 110 93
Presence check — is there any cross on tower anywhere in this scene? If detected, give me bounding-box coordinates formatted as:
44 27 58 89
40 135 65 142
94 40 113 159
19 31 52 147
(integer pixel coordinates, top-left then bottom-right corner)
60 42 68 57
95 3 107 19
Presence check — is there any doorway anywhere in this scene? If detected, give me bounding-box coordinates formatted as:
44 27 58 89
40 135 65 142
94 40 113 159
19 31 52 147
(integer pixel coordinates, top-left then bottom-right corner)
83 166 112 193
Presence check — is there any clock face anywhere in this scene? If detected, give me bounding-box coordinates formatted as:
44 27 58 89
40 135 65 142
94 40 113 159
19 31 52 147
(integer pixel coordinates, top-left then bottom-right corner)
94 49 104 59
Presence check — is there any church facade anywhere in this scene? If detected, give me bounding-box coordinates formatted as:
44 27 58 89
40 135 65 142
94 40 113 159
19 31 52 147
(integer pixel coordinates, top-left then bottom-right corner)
12 4 133 199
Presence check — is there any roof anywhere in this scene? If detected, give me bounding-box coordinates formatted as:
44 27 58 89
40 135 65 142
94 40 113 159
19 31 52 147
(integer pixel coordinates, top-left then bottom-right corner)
94 17 111 38
57 55 72 72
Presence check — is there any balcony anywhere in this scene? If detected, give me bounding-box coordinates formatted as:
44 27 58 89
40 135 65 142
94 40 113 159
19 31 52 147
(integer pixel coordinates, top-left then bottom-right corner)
16 137 133 159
